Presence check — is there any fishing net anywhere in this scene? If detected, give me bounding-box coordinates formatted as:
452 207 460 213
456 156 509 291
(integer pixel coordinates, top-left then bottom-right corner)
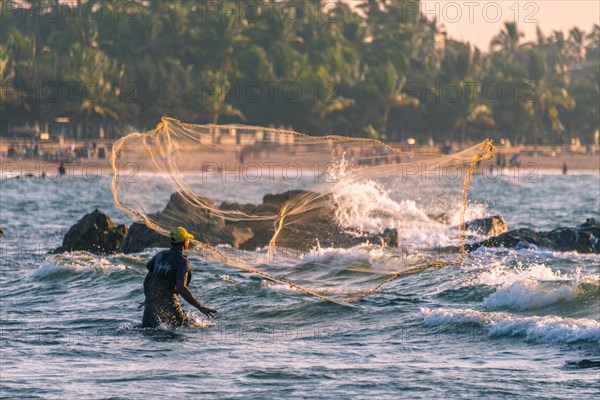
110 117 494 304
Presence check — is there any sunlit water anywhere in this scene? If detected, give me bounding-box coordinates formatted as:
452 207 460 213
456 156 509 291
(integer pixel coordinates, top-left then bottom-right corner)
1 170 599 399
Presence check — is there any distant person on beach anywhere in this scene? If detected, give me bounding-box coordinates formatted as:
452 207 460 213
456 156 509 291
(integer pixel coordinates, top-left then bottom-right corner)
496 153 507 168
442 141 453 155
509 154 521 167
563 162 568 175
58 162 66 176
141 227 217 328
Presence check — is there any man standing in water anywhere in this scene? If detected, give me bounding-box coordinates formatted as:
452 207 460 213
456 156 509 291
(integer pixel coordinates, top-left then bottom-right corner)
142 227 217 327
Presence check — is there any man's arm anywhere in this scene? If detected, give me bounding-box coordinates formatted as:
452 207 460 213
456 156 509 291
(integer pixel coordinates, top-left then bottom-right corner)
176 278 217 319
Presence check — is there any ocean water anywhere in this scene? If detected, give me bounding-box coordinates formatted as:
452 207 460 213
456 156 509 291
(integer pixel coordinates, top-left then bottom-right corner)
1 170 599 399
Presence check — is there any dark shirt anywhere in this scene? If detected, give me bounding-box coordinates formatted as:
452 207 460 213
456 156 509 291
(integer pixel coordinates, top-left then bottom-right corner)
146 249 192 291
142 249 192 328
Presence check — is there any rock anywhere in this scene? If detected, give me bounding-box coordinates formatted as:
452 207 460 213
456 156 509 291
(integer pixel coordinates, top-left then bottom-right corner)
465 218 600 253
464 228 555 251
235 191 343 251
236 191 399 251
222 225 254 248
118 222 170 253
428 213 451 225
458 215 508 237
119 192 233 253
547 218 600 253
378 228 399 248
54 209 127 254
566 359 600 369
263 190 309 207
120 189 402 253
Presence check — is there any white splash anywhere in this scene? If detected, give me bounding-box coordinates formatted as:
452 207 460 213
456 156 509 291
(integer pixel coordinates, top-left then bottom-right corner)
33 252 127 278
476 263 598 311
421 307 600 344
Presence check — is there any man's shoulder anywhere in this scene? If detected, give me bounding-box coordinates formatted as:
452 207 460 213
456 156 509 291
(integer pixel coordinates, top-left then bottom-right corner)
165 249 189 263
154 249 171 260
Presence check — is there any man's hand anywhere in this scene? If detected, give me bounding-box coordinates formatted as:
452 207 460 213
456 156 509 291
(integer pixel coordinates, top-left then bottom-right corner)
199 306 217 319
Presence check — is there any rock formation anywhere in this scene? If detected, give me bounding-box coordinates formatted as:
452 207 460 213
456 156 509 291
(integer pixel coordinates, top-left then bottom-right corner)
54 209 127 254
465 218 600 253
119 190 399 253
459 215 508 237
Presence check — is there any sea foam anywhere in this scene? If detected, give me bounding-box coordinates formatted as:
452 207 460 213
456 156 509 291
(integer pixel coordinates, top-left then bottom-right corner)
33 252 127 278
477 263 598 311
421 307 600 345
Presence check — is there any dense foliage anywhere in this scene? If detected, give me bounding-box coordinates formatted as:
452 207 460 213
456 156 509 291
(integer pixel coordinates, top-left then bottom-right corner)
1 0 598 144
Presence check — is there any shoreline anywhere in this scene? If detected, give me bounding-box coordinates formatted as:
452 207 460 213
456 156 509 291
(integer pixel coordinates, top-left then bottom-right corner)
1 151 598 181
1 138 599 175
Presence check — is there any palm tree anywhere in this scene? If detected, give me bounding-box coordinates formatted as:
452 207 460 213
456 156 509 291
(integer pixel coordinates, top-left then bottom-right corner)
0 43 15 105
524 46 575 148
491 22 524 59
433 41 493 141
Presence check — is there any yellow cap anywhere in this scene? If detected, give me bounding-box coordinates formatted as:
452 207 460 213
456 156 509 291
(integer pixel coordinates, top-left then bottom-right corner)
170 227 194 244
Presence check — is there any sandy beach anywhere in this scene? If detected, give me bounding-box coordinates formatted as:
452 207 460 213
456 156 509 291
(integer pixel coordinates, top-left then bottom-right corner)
1 141 598 181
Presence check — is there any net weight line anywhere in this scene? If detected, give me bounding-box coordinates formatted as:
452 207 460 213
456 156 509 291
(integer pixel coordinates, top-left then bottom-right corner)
343 261 454 303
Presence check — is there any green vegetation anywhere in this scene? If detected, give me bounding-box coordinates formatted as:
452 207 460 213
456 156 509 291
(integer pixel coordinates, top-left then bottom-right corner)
1 0 598 145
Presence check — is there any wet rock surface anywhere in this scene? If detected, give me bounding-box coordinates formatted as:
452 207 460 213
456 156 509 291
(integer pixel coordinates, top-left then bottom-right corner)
63 193 596 255
465 218 600 253
119 190 400 253
54 209 127 254
119 192 231 253
458 215 508 237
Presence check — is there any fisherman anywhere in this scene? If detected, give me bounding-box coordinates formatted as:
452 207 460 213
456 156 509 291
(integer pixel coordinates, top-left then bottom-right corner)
141 227 217 327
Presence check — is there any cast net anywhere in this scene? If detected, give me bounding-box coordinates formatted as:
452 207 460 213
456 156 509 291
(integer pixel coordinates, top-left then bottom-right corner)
110 117 494 304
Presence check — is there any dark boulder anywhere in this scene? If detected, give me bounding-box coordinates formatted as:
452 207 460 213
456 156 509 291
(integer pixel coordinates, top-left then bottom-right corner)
547 218 600 253
117 189 455 253
119 192 234 253
464 228 556 251
566 359 600 369
234 191 346 251
465 218 600 253
54 209 127 254
428 213 451 225
458 215 508 237
263 190 309 207
232 190 398 251
118 222 170 253
222 225 254 248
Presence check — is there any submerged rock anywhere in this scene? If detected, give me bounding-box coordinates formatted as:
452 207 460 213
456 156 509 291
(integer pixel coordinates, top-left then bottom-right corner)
566 359 600 369
458 215 508 237
54 209 127 254
428 213 451 225
465 218 600 253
